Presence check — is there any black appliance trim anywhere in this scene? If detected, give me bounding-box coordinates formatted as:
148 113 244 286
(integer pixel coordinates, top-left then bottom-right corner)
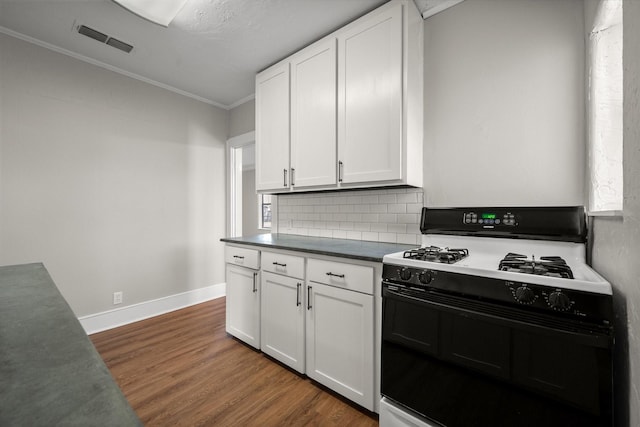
420 206 587 243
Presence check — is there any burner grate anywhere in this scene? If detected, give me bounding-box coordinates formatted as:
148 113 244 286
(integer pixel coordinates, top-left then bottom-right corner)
403 246 469 264
498 253 574 279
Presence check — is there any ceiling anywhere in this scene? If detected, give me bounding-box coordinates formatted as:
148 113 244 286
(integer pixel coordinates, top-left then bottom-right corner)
0 0 462 109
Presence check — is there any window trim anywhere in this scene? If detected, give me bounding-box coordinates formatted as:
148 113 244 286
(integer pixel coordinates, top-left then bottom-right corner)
587 0 623 217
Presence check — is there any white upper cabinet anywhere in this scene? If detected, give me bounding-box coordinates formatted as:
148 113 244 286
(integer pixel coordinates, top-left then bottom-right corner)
255 0 422 193
290 39 338 189
337 4 402 184
256 62 290 192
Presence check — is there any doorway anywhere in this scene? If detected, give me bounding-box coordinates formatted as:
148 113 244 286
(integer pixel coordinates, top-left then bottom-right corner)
227 132 270 238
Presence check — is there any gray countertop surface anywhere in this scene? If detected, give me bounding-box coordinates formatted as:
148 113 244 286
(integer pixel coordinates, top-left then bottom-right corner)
221 233 417 262
0 262 142 427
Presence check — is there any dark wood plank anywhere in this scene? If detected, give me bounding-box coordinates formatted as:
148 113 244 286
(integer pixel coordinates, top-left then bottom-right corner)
90 298 378 426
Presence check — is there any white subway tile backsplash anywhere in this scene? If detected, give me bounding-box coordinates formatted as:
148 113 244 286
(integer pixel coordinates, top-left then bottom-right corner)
388 223 407 233
379 232 397 243
397 233 420 244
354 222 371 232
388 204 407 213
379 213 397 223
333 230 347 239
407 203 422 214
347 213 362 222
397 214 419 224
407 224 421 234
362 195 379 204
371 223 388 232
379 194 397 203
361 213 379 222
346 231 362 240
370 204 388 213
277 188 424 244
397 192 418 203
319 229 333 238
362 232 379 242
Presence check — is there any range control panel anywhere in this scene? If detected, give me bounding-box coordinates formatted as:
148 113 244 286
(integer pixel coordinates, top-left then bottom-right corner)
420 207 587 242
463 211 517 226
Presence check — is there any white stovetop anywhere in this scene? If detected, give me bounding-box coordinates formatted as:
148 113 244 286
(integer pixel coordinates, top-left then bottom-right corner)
383 234 612 295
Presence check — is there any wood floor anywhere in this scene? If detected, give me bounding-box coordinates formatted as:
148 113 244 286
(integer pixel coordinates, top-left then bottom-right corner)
90 298 378 427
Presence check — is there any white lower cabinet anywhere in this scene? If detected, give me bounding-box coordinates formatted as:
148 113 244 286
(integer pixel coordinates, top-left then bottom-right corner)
261 271 305 373
305 259 375 411
226 245 378 412
225 263 260 349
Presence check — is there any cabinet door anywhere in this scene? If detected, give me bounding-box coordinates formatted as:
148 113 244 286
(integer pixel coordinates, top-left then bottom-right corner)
256 62 290 191
305 282 375 411
261 272 305 373
225 264 260 349
290 39 337 189
338 3 403 184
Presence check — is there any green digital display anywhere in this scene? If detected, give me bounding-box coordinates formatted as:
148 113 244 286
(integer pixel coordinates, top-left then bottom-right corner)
482 213 496 219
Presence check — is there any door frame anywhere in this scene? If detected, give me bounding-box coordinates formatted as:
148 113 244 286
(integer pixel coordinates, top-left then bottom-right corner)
226 131 255 238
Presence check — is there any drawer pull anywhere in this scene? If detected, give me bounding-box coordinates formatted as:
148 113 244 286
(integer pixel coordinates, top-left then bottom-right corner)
272 262 287 267
326 272 345 278
233 255 245 260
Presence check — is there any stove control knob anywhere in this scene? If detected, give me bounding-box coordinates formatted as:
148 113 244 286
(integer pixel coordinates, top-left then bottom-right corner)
418 270 433 285
548 291 571 311
399 268 412 281
514 286 535 304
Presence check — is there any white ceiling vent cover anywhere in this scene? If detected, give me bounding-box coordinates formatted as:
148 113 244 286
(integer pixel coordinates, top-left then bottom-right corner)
77 24 134 53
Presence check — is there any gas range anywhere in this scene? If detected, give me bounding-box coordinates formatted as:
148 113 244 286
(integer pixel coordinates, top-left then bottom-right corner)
381 206 614 427
382 206 612 323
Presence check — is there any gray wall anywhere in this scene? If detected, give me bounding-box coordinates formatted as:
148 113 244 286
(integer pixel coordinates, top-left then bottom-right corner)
228 98 255 138
590 1 640 424
423 0 585 207
0 33 229 317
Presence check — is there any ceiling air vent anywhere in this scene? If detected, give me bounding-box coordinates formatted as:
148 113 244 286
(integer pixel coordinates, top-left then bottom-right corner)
78 25 108 43
77 24 134 53
106 37 133 53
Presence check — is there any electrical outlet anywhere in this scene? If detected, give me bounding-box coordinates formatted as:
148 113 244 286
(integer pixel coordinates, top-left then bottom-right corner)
113 291 123 305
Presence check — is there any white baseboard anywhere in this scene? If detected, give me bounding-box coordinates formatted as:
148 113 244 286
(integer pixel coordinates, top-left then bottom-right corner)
79 283 226 335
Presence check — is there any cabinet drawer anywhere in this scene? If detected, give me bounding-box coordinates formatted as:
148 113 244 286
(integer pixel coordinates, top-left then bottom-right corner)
262 251 305 279
307 258 373 295
225 246 260 270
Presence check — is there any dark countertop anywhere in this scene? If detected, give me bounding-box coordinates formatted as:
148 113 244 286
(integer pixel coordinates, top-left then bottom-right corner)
0 263 142 427
221 233 416 262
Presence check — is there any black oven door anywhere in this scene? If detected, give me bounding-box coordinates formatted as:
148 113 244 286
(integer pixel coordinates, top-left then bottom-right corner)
381 284 613 427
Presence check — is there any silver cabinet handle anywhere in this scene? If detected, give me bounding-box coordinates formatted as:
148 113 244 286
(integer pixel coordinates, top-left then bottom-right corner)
338 161 343 182
272 262 287 267
326 272 345 278
283 168 288 187
296 283 301 306
307 285 312 310
252 272 257 293
291 168 295 186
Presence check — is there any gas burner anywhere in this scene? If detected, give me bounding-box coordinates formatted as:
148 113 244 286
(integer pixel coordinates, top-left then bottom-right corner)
498 253 574 279
403 246 469 264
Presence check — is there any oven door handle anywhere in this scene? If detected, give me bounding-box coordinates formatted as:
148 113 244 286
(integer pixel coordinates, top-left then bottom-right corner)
383 287 612 348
